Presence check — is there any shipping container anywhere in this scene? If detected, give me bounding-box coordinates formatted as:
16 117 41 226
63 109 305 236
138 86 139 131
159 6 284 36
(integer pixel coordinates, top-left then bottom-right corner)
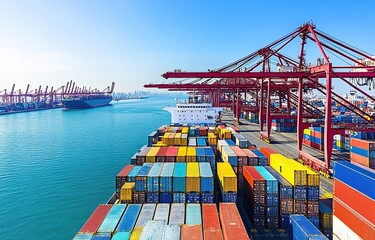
162 225 180 240
120 182 135 203
111 232 130 240
97 204 127 234
79 204 112 233
217 140 229 152
174 133 182 146
116 165 134 190
319 198 332 229
186 204 202 225
260 147 278 165
127 166 142 182
153 204 170 222
202 204 221 231
219 203 249 240
147 163 164 192
217 162 237 193
199 162 214 193
242 149 259 166
160 163 175 193
186 163 200 192
148 131 159 147
221 146 238 166
135 163 153 192
251 150 268 166
156 147 168 162
187 192 200 203
181 224 203 240
204 147 216 170
136 147 151 165
91 236 111 240
270 154 307 186
116 204 142 233
139 220 166 240
73 234 94 240
166 147 179 162
169 203 185 225
332 215 361 240
146 147 160 163
173 163 187 193
196 147 205 162
204 229 224 240
188 138 197 147
264 166 293 199
181 134 188 146
289 214 328 240
177 147 187 162
186 147 197 162
135 204 156 227
173 192 186 203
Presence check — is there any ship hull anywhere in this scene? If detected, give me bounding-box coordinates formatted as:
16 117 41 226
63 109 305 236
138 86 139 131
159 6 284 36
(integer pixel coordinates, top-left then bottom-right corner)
62 98 112 109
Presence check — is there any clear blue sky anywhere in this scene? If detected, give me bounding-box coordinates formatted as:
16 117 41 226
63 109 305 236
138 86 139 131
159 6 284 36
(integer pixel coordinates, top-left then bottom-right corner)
1 0 375 94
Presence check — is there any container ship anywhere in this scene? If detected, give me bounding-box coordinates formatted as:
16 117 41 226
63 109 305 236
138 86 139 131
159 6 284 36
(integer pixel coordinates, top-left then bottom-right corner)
69 103 375 240
62 95 113 109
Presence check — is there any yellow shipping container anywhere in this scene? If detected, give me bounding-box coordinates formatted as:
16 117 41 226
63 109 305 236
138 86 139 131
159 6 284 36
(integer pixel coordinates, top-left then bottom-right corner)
146 147 160 163
186 147 196 162
174 133 182 146
217 162 237 192
284 158 319 186
182 127 189 134
177 147 187 162
303 129 311 135
181 134 188 146
168 133 175 146
120 182 135 203
162 133 170 145
186 162 200 192
208 132 217 145
153 141 165 147
222 129 231 139
270 154 307 186
130 226 143 240
214 127 220 135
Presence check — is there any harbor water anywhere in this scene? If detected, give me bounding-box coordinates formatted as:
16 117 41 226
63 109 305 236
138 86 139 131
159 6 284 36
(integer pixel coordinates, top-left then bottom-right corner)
0 95 178 240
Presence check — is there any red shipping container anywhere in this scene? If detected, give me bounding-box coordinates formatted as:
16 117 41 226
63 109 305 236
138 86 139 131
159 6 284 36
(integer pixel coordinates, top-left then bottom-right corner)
231 126 240 133
219 203 249 240
166 146 178 162
333 179 375 224
79 204 112 233
333 198 375 240
243 166 265 192
116 165 134 189
156 147 168 162
350 152 375 169
204 229 224 240
242 149 258 165
259 147 278 165
181 224 203 240
202 204 221 230
350 138 375 150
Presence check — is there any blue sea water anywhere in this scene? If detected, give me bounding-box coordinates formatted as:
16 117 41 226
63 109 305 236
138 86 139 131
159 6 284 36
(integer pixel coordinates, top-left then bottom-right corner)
0 95 179 239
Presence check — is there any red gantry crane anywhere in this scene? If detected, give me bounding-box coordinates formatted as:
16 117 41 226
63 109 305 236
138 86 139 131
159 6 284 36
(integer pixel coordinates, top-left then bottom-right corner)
144 22 375 176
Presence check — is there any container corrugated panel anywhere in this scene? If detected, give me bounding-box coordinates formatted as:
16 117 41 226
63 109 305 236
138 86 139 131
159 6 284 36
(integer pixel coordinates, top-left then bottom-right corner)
135 204 156 227
160 163 175 193
294 200 307 215
264 166 293 199
221 146 238 166
169 203 185 225
116 204 142 233
162 225 180 240
112 232 131 240
181 225 203 240
181 134 188 146
319 199 332 229
333 161 375 199
97 204 127 234
174 133 182 146
259 147 278 165
146 192 160 203
254 166 278 194
127 166 142 182
139 220 166 240
200 192 214 203
199 162 214 192
177 147 187 162
307 186 319 201
186 204 202 225
187 192 200 203
160 192 173 203
217 162 237 193
153 204 170 222
73 233 94 240
289 215 328 240
294 186 307 201
186 147 197 162
186 162 200 192
173 193 186 203
219 203 249 240
332 215 361 240
147 163 164 192
173 163 186 192
196 147 206 162
79 204 112 233
202 204 221 231
116 165 134 190
135 163 153 191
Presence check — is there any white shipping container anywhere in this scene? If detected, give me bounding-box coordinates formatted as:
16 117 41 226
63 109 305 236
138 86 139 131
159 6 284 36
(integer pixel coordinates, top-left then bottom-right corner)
332 215 361 240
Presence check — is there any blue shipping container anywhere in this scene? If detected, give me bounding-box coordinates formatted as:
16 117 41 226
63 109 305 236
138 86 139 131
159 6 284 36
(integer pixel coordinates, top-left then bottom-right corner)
135 204 156 227
294 186 307 201
265 166 293 199
146 192 159 203
187 192 200 203
97 204 127 234
200 192 214 203
135 163 153 191
73 234 94 240
112 232 130 240
127 166 142 182
147 163 164 192
289 215 328 240
173 163 187 192
186 204 202 225
173 193 186 203
251 150 268 166
196 147 206 162
199 162 214 192
160 163 175 192
116 204 142 232
255 166 278 194
160 192 173 203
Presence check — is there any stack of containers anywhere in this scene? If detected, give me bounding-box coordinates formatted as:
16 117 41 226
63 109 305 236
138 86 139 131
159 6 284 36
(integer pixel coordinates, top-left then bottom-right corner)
127 166 141 182
115 204 142 236
225 139 236 146
231 133 251 148
116 165 134 195
136 147 151 165
207 132 217 146
333 135 347 152
242 149 259 166
146 163 163 203
197 137 207 146
311 127 324 151
319 198 333 239
186 163 200 203
173 163 187 203
177 146 187 162
174 133 181 146
181 133 188 146
271 118 297 132
221 145 238 166
265 166 294 229
248 112 259 123
168 203 185 225
219 128 231 140
255 166 279 228
186 147 196 162
120 182 135 203
305 168 320 227
260 147 278 165
188 138 197 147
289 215 328 239
96 204 127 237
134 163 153 204
196 147 205 162
130 152 137 165
243 166 266 228
159 163 174 203
217 162 237 202
73 205 112 239
251 149 268 166
146 147 159 163
217 139 229 153
200 162 214 203
349 138 375 169
153 203 170 222
202 204 223 239
219 203 250 240
204 147 216 174
148 131 159 147
303 128 312 147
230 146 248 194
166 146 178 162
189 126 195 137
156 147 168 162
333 161 375 240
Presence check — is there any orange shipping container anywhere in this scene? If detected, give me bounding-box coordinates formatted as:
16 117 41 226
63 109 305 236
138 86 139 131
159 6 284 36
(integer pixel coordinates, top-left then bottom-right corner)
350 152 375 169
259 147 278 165
204 229 223 240
181 224 203 240
202 204 221 231
219 203 249 240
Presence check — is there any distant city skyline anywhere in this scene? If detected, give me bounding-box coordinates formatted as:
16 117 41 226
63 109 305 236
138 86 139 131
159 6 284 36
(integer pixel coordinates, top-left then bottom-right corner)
1 1 375 94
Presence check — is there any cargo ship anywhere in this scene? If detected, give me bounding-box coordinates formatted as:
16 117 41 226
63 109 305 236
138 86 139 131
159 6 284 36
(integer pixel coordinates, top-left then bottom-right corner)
62 95 113 109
